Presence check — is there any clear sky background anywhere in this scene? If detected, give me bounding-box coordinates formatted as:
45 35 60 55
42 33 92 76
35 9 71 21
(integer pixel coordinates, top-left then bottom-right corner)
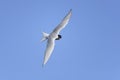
0 0 120 80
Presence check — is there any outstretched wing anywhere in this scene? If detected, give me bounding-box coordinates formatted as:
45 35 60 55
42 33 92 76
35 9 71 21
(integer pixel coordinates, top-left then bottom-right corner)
53 9 72 34
43 38 55 65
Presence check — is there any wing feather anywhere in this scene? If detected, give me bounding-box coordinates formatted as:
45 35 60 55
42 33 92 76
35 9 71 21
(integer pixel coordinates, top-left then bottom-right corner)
43 38 55 65
53 9 72 34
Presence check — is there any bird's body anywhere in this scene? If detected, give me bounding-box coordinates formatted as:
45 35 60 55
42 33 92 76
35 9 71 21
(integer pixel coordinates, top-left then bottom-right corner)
41 9 72 66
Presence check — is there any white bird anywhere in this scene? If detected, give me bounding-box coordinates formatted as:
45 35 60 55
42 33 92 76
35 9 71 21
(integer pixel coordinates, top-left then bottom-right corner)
41 9 72 66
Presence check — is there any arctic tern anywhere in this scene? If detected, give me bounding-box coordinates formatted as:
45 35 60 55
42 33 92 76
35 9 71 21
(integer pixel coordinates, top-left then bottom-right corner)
41 9 72 66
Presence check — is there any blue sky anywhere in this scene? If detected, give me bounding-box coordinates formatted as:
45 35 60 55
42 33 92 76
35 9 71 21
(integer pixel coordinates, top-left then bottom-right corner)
0 0 120 80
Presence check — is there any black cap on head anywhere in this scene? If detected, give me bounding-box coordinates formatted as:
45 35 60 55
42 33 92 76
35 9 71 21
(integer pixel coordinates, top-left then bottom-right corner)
55 35 62 40
58 35 62 38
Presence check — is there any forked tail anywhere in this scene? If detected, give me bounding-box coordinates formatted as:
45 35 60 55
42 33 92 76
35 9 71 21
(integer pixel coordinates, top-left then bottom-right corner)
41 32 49 42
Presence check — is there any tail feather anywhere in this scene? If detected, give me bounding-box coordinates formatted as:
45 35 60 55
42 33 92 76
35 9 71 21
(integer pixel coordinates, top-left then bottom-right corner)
41 32 49 42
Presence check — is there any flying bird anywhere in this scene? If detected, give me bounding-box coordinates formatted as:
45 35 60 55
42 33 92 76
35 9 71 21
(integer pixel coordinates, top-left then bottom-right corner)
41 9 72 66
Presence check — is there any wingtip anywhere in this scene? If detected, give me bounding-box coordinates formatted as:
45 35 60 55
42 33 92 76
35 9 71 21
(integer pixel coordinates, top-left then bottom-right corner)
69 9 72 15
69 9 72 13
42 60 47 67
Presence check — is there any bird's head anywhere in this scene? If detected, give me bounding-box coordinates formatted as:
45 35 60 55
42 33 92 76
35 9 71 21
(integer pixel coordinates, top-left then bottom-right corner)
55 35 62 40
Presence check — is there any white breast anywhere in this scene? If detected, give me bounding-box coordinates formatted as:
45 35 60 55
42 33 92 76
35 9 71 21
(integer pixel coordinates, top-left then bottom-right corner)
49 32 58 39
